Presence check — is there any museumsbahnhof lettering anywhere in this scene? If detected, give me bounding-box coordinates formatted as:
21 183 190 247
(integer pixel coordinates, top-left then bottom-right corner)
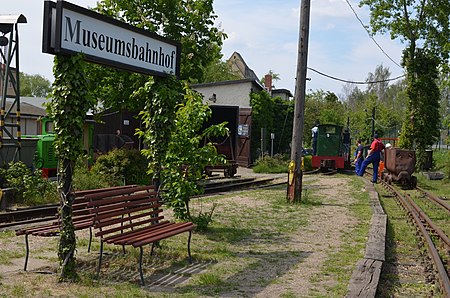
43 0 180 77
64 18 177 70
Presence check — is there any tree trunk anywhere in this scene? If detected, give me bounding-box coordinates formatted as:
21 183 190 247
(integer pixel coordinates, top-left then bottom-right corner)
58 158 78 281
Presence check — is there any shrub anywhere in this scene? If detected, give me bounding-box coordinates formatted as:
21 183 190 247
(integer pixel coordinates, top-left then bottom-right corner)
253 154 289 173
0 161 57 206
253 154 313 173
73 159 111 190
303 155 313 171
190 203 217 232
91 148 151 186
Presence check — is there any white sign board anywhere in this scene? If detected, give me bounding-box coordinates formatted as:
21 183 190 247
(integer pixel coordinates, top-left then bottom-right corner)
43 1 180 77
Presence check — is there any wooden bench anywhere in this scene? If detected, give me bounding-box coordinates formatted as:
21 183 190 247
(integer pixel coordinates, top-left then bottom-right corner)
86 187 195 286
15 185 149 271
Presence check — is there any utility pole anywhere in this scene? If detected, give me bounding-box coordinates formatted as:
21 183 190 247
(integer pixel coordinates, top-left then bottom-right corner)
287 0 311 203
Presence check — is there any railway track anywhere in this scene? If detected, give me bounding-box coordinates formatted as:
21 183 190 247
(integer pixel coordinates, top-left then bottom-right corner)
0 176 284 230
378 178 450 297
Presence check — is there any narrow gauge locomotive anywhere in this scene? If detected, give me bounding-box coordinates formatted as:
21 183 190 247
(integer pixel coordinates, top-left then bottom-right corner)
381 147 417 188
311 124 349 171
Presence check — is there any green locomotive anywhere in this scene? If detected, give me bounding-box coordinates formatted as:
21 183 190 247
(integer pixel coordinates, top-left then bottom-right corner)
22 118 94 177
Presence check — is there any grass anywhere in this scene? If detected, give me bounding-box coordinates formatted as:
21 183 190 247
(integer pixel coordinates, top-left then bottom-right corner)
0 176 374 297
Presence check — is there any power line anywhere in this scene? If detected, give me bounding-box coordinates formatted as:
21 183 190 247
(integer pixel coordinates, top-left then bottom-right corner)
345 0 403 69
307 67 405 84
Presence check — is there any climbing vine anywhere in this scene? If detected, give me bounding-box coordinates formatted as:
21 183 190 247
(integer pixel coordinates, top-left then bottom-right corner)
47 53 94 281
399 48 441 168
134 76 180 189
136 79 227 220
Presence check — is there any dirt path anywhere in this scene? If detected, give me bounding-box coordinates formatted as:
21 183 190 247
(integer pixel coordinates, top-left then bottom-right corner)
253 176 358 297
0 171 362 297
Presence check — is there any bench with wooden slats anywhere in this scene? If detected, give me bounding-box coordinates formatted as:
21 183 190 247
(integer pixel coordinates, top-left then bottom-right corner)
86 188 195 286
15 184 152 271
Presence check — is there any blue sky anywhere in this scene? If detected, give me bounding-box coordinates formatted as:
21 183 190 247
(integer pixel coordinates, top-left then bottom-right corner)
2 0 405 97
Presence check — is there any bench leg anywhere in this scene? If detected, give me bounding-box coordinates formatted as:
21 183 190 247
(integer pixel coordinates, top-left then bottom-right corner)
187 231 193 264
150 243 155 256
96 241 104 276
88 227 92 253
24 234 30 271
139 246 145 286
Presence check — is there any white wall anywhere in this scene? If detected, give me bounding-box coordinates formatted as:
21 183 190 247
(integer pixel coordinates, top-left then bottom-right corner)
193 80 260 109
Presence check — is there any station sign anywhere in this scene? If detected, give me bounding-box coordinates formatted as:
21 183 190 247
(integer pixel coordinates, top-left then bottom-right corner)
42 0 180 77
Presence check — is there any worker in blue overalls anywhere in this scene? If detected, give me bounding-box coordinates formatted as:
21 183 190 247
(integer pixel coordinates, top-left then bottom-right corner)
357 134 385 183
353 139 364 174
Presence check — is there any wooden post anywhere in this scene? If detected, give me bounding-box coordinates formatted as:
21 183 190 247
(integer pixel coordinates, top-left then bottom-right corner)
287 0 311 203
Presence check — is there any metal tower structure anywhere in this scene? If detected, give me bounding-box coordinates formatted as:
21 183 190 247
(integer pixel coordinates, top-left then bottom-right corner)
0 14 27 166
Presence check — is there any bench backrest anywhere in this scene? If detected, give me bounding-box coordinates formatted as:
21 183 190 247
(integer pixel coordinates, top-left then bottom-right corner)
87 189 163 239
68 185 155 223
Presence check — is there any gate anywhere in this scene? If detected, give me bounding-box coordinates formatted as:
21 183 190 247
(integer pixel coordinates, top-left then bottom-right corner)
237 108 252 167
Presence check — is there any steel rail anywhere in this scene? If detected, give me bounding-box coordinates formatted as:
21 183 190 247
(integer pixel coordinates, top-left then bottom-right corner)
382 182 450 297
403 191 450 249
416 186 450 215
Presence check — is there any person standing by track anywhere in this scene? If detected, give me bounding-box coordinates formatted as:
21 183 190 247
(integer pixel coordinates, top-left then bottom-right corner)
353 139 364 174
357 134 385 183
311 122 319 155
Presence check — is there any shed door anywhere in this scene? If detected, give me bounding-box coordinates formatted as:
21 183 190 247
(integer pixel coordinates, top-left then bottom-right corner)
237 108 252 167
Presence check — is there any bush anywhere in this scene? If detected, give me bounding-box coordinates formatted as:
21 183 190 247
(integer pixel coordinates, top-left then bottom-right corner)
303 155 313 171
91 149 151 186
0 161 57 206
253 154 289 173
190 203 216 232
252 154 313 173
73 159 111 191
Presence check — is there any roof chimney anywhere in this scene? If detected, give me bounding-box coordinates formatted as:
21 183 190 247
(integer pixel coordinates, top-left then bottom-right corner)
264 74 273 92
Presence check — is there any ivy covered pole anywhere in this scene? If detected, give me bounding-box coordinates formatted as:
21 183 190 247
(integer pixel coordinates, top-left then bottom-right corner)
48 53 93 281
399 48 441 167
135 76 181 192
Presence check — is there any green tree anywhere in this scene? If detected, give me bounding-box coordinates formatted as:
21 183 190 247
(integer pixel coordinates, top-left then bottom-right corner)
260 70 280 87
250 90 294 159
202 57 241 83
360 0 450 167
366 64 391 103
95 0 224 84
137 81 227 221
250 90 275 159
303 90 346 147
19 73 51 97
159 85 227 221
86 0 226 115
399 49 441 166
438 71 450 145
